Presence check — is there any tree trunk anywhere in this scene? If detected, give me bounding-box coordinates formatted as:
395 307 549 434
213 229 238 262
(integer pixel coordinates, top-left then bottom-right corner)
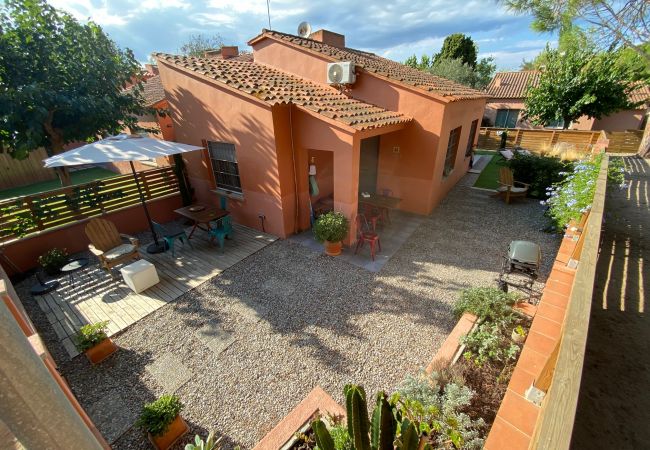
43 110 72 186
639 116 650 158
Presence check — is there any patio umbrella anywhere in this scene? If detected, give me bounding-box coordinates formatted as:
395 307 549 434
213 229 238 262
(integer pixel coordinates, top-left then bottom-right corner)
43 134 203 254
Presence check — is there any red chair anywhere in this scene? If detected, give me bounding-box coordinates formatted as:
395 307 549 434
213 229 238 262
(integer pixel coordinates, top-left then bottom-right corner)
355 214 381 260
361 202 381 231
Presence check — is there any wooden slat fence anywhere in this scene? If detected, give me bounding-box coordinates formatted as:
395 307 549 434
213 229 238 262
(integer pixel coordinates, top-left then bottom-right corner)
0 166 179 243
478 127 602 153
0 149 57 190
606 130 643 153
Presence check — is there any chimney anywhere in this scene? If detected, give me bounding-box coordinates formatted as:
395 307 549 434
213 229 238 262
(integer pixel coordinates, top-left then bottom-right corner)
308 29 345 48
204 46 239 60
144 64 159 75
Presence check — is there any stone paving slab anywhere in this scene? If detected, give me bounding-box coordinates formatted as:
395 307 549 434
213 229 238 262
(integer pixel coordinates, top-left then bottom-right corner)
86 390 138 444
196 323 236 354
146 353 192 393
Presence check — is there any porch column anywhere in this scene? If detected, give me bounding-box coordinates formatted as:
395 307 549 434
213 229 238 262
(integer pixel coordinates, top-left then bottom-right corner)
332 139 360 245
0 293 104 449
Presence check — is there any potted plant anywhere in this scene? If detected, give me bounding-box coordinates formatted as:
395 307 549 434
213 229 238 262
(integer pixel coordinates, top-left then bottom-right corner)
137 394 188 450
37 247 68 275
312 211 349 256
511 324 527 343
73 320 117 364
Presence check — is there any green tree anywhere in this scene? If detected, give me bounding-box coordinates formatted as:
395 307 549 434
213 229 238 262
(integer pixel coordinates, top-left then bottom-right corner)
180 33 224 57
503 0 650 63
524 45 638 128
429 58 477 87
474 56 497 89
433 33 478 67
0 0 147 185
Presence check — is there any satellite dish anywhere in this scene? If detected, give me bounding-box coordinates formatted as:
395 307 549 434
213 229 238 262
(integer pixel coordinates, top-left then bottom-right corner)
297 21 312 38
328 64 343 84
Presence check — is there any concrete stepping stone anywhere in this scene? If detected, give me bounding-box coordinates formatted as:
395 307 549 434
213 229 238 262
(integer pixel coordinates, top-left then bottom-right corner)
86 390 138 443
146 353 191 393
196 323 236 354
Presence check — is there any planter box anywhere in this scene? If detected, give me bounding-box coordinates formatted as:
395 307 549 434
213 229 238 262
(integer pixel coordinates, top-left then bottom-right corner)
253 386 345 450
84 337 118 364
147 415 189 450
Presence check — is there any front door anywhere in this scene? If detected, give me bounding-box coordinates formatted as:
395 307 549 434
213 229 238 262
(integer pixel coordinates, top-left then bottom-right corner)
359 136 380 194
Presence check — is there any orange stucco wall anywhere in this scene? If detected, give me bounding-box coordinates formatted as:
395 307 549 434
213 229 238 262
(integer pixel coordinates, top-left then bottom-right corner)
253 37 485 215
1 194 182 274
157 61 291 238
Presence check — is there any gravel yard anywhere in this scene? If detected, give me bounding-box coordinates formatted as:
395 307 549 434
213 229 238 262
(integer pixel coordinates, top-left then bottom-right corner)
17 180 560 449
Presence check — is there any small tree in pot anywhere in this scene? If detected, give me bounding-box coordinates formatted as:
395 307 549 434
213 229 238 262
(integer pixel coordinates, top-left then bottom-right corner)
313 211 349 256
74 320 117 364
137 394 188 450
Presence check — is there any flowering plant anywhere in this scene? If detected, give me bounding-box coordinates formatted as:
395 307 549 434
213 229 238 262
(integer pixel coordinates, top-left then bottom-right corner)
543 154 626 229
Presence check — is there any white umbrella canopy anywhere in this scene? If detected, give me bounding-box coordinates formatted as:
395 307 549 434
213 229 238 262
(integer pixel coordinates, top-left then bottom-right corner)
43 134 203 167
42 134 204 254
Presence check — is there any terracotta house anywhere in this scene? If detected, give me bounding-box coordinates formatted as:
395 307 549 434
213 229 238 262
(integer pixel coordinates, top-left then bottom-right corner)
155 29 487 242
484 70 650 131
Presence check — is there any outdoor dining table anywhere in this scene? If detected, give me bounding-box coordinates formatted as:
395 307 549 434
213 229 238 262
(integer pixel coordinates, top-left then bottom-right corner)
174 204 229 239
358 193 402 210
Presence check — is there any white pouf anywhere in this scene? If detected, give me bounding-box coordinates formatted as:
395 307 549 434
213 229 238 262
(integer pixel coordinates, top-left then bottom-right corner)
120 259 160 293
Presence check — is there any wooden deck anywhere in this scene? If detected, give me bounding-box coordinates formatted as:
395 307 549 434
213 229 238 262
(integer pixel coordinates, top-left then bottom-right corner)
31 224 277 358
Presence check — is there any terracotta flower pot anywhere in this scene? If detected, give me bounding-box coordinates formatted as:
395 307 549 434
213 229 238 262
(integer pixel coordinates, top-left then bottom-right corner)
84 338 118 364
148 415 189 450
324 240 342 256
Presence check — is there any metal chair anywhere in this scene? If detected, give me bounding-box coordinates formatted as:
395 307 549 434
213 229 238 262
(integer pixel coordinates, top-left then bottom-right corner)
209 215 233 251
152 221 192 257
355 214 381 261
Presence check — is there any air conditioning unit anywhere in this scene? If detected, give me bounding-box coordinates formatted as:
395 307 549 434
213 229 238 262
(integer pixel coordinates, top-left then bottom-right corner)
327 61 356 85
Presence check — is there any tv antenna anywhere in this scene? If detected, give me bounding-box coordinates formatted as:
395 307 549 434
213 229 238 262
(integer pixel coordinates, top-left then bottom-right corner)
297 21 312 38
266 0 271 29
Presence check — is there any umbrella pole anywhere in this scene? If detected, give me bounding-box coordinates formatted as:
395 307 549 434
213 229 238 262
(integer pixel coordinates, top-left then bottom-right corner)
130 162 166 254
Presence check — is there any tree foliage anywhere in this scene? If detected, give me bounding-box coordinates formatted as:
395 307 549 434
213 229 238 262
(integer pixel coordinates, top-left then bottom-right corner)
0 0 147 183
524 45 638 128
434 33 478 67
503 0 650 63
179 33 224 57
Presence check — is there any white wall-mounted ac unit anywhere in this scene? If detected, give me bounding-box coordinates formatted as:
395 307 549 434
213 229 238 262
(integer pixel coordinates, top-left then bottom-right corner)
327 61 356 85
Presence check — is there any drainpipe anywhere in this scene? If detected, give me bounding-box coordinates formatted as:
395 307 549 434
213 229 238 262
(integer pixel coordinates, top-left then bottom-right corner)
289 105 299 234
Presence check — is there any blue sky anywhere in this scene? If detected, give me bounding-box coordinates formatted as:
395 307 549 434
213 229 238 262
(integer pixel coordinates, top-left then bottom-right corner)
48 0 557 70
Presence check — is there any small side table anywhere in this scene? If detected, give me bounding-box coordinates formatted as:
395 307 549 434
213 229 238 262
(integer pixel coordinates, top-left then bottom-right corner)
60 257 89 290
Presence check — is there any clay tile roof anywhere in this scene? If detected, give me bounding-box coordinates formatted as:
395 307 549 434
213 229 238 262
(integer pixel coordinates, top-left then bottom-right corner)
250 30 488 101
154 53 411 131
629 83 650 106
487 71 650 107
125 75 166 107
486 71 541 99
229 52 254 62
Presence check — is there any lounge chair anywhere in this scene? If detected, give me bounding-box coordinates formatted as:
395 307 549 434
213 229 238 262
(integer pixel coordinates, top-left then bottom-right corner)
85 218 140 272
496 167 529 204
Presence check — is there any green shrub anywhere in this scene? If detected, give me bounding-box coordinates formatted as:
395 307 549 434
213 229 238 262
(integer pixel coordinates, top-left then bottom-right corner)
453 287 520 322
73 321 109 352
312 211 349 243
137 394 183 437
185 431 221 450
508 153 572 198
461 322 520 366
38 247 68 275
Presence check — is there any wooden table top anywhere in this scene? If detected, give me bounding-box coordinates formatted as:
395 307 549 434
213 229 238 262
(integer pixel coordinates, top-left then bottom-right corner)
358 193 402 209
174 204 229 223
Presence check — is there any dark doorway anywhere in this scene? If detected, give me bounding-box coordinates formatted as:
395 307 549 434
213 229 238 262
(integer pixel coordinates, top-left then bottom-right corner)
359 136 380 194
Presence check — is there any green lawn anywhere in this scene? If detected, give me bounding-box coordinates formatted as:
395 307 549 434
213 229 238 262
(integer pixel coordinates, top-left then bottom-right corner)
0 167 118 200
473 149 507 190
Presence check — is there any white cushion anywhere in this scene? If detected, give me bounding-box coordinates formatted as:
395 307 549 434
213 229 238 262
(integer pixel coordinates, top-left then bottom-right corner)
497 186 527 193
120 260 159 293
104 243 136 260
500 150 514 160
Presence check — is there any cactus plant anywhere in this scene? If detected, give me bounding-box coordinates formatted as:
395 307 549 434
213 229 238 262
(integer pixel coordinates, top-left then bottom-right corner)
345 384 371 450
312 418 335 450
371 392 396 450
396 419 420 450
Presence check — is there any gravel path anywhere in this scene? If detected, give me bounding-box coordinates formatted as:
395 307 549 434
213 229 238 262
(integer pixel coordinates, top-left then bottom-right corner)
16 180 560 449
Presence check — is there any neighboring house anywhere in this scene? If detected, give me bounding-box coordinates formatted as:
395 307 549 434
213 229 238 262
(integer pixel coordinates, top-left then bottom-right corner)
155 29 487 242
483 70 650 131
